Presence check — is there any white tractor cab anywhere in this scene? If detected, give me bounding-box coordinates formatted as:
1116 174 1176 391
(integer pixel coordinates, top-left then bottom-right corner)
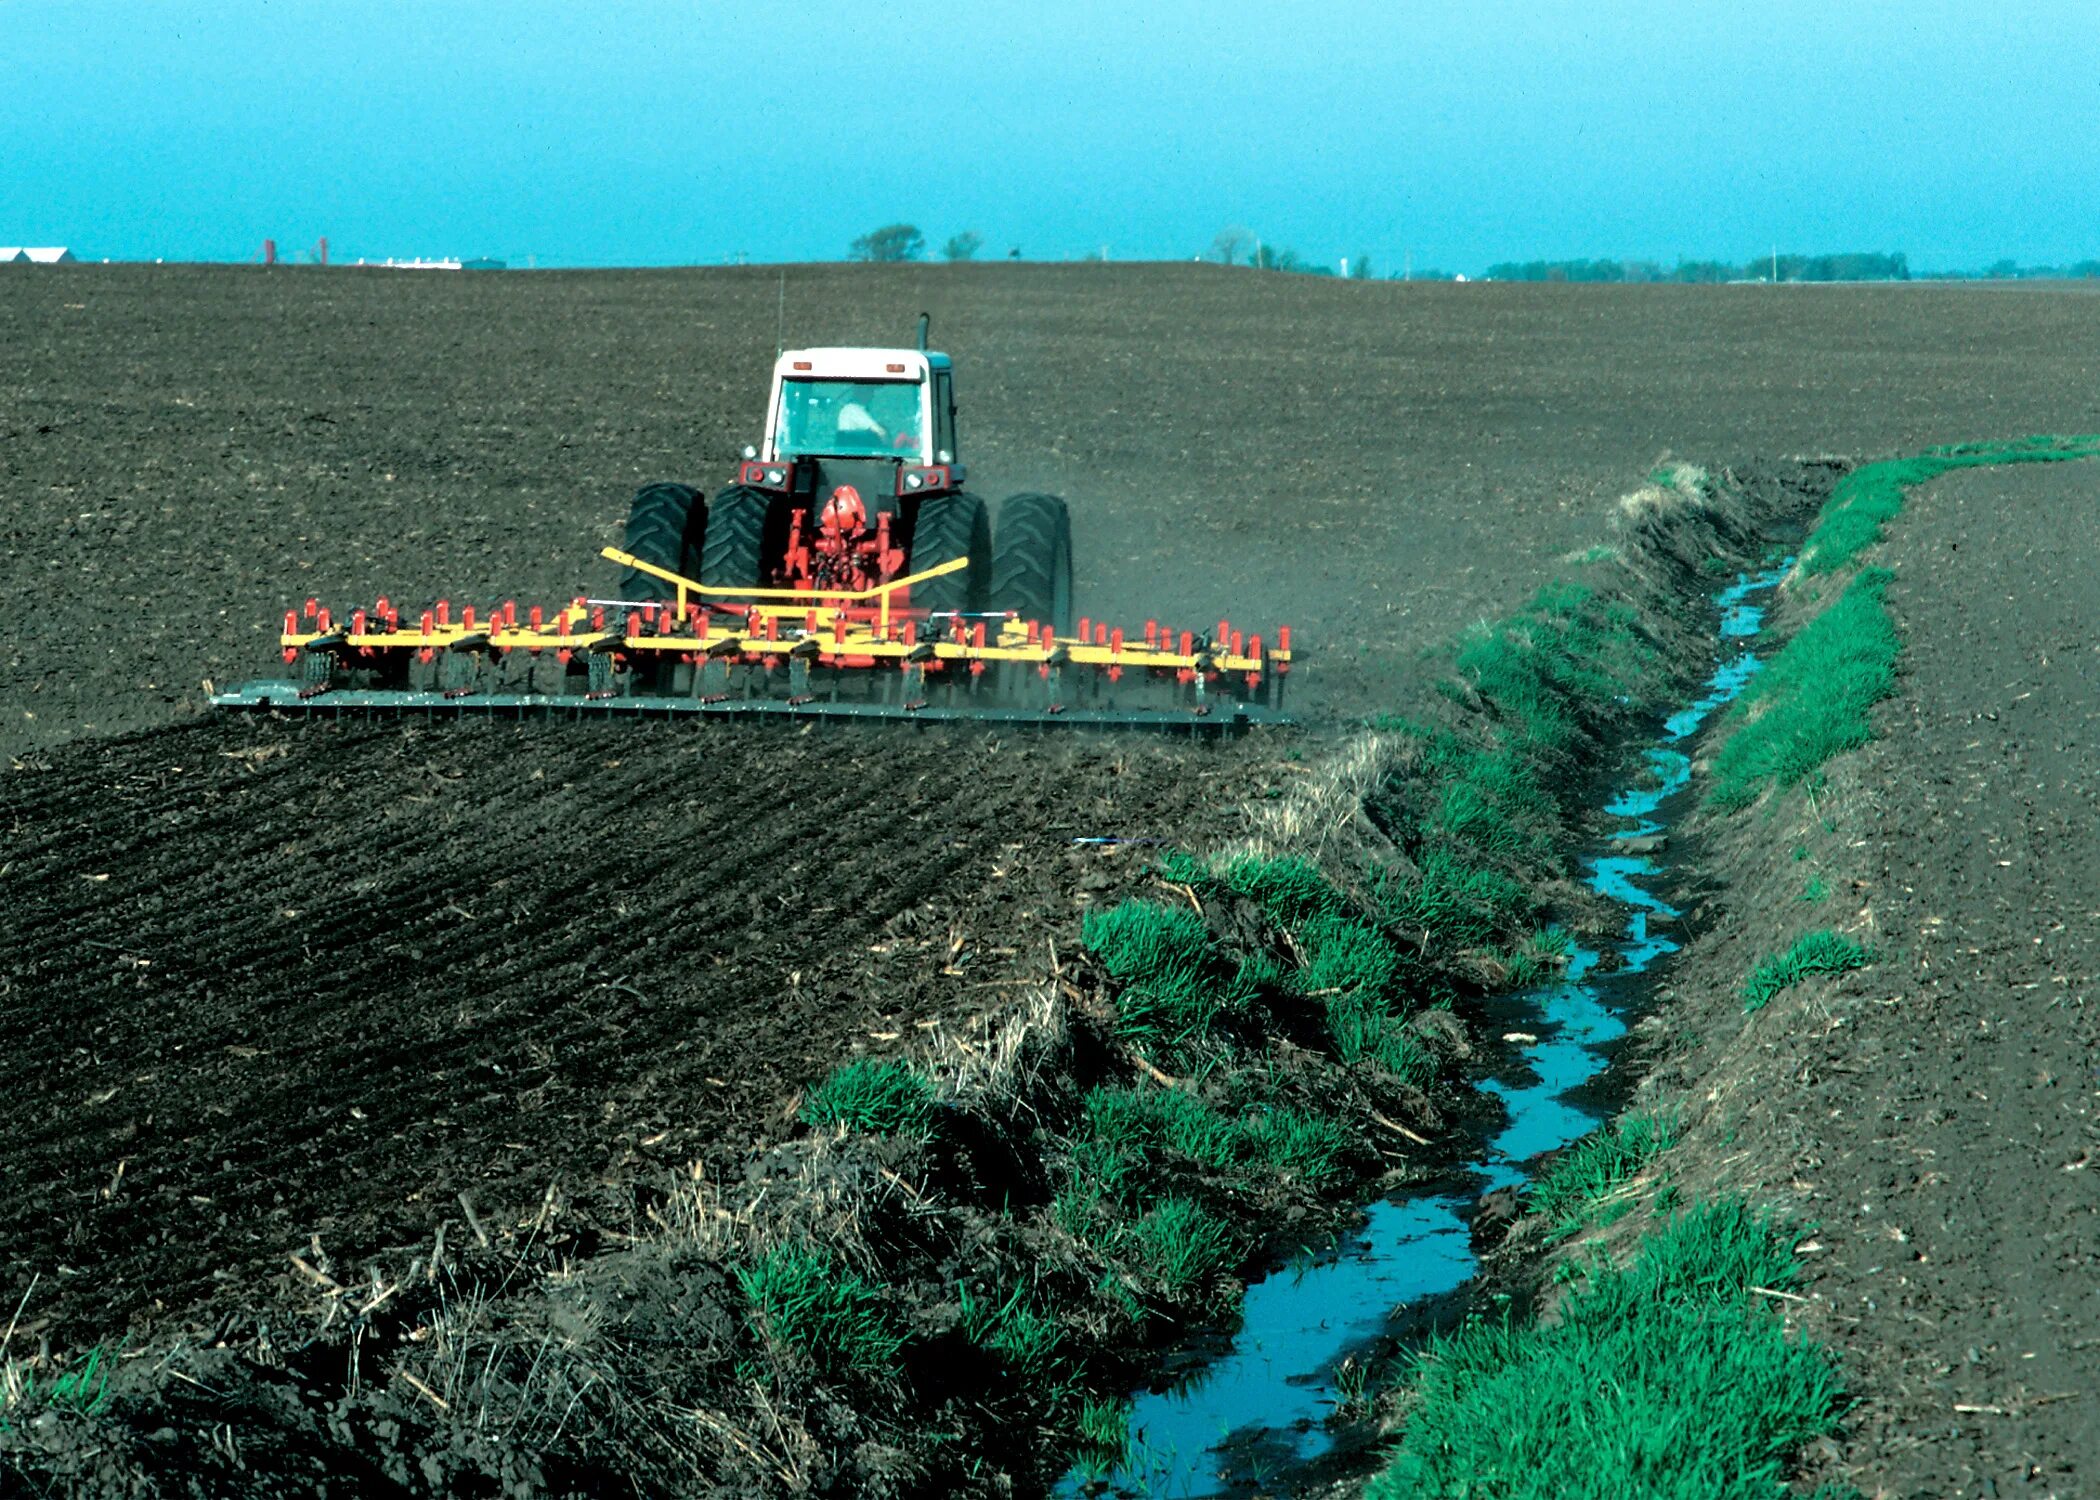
616 317 1073 631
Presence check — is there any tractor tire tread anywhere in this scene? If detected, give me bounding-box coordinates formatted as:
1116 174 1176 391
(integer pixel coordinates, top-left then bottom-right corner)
990 491 1074 635
701 484 772 588
620 482 704 601
908 492 992 617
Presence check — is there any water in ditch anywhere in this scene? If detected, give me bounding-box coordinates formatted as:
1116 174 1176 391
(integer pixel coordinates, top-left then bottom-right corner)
1060 562 1790 1498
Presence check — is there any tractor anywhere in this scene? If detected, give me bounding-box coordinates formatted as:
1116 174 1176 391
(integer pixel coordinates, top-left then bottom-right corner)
224 320 1289 726
614 317 1074 638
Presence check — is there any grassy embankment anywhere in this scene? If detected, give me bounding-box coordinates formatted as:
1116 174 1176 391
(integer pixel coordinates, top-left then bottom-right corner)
1367 436 2100 1500
753 465 1760 1482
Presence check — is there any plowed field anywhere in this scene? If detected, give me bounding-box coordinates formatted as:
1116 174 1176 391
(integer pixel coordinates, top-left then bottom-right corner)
3 715 1265 1341
5 265 2099 1355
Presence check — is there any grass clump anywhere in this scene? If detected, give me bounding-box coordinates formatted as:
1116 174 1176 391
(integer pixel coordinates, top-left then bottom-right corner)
1199 850 1343 927
1448 582 1650 757
1371 1200 1845 1500
1081 898 1255 1055
738 1242 905 1382
798 1057 936 1136
1070 1394 1133 1477
1529 1110 1678 1240
1742 930 1874 1012
1156 851 1430 1076
1708 567 1900 810
1120 1196 1238 1303
1374 849 1535 953
960 1282 1067 1384
1082 1084 1350 1191
1 1345 113 1430
1800 435 2100 577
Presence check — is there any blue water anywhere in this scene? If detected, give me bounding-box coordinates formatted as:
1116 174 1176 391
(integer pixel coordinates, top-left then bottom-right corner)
1063 562 1790 1499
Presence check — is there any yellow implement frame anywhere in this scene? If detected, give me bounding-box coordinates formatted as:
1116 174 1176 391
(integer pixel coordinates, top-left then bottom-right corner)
282 550 1289 679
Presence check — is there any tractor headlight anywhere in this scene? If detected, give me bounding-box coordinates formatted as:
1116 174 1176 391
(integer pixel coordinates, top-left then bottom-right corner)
742 445 758 459
765 468 785 485
905 472 924 489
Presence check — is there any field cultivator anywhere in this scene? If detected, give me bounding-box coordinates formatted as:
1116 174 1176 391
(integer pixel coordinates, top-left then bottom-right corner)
213 547 1293 728
211 326 1296 729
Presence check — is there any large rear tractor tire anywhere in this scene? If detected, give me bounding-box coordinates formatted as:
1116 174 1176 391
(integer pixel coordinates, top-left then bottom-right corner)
618 482 705 601
700 484 774 590
907 492 992 619
989 492 1074 636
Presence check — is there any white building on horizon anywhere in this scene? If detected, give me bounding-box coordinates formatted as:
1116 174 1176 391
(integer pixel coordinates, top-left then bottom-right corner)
0 247 78 264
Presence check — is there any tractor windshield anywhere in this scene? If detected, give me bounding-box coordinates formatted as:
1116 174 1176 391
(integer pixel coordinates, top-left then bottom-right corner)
775 378 926 458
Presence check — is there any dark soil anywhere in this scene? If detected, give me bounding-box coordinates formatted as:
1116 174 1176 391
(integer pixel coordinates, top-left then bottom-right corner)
0 715 1274 1345
1625 460 2100 1499
6 266 2100 758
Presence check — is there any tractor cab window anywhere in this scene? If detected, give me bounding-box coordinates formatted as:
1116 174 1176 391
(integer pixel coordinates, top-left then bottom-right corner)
776 378 926 458
932 371 956 459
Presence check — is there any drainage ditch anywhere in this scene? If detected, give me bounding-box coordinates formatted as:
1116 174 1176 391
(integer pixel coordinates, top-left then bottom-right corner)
1062 561 1791 1498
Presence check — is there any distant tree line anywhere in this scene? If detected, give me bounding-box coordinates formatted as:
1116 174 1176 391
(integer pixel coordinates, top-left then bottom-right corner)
848 224 1011 262
1482 252 1914 283
1915 258 2100 280
844 225 2100 281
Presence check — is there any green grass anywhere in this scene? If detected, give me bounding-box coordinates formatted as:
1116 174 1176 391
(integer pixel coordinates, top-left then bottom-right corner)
1529 1110 1679 1240
1647 461 1711 501
1371 1200 1846 1500
737 1242 905 1382
0 1345 113 1431
798 1058 937 1136
1447 582 1651 758
1071 1394 1133 1477
1799 435 2100 577
1082 1084 1350 1190
959 1282 1067 1385
1711 437 2100 812
1119 1196 1239 1303
1373 848 1535 952
1742 931 1875 1012
1152 851 1433 1076
1198 850 1343 926
1708 568 1900 810
1081 898 1259 1054
1800 875 1829 903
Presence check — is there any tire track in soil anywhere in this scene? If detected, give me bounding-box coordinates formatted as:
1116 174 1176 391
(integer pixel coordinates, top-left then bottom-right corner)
1 716 1270 1343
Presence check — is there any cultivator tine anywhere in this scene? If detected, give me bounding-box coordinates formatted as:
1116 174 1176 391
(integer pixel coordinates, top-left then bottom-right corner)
232 544 1295 728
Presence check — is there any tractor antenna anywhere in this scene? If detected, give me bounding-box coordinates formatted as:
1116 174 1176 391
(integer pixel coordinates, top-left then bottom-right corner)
916 312 930 352
776 270 787 357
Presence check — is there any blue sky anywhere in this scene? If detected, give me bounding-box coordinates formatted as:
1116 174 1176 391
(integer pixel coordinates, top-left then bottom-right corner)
4 0 2097 270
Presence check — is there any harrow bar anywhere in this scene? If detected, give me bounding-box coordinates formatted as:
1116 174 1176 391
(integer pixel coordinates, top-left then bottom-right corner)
206 680 1279 730
221 548 1295 728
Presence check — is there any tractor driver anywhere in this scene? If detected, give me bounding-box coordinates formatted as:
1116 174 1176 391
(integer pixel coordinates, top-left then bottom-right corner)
834 382 922 453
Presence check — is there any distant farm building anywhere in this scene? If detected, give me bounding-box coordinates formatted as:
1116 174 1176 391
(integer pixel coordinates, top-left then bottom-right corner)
359 256 507 271
0 247 77 264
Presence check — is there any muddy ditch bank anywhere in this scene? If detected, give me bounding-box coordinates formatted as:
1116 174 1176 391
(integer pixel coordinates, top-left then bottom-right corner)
1475 452 2100 1500
1077 560 1796 1498
2 460 1832 1497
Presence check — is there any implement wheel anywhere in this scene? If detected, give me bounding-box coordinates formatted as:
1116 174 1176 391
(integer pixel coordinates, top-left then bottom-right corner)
990 492 1074 636
619 482 704 601
907 492 991 619
701 484 773 590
